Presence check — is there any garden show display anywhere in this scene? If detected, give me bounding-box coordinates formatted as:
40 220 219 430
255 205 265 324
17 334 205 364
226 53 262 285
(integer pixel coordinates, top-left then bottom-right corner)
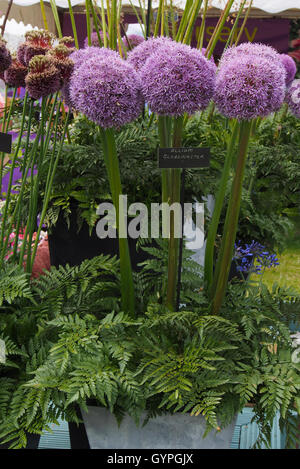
0 0 299 449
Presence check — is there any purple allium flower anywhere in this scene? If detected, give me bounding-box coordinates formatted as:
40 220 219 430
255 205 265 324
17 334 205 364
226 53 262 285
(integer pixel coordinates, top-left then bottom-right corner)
122 34 145 50
25 55 61 99
286 79 300 118
127 36 173 71
280 54 297 86
214 54 286 120
0 38 12 73
4 57 27 88
220 42 281 68
69 49 143 128
139 41 215 116
70 46 118 71
84 31 107 48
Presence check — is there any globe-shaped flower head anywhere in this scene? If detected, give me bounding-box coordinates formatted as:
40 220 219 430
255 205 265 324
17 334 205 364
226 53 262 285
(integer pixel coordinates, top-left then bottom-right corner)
18 30 54 67
139 40 216 116
25 55 61 99
4 55 27 88
220 42 280 67
0 38 11 73
69 48 143 128
214 47 286 120
122 34 145 50
279 54 297 86
127 36 173 71
286 79 300 118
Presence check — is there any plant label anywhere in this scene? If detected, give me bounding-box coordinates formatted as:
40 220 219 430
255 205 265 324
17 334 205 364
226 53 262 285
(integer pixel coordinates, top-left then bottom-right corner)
0 132 12 154
158 147 211 169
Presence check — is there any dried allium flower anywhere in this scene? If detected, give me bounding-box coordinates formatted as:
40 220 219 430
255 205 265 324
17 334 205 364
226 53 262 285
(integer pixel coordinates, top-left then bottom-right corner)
139 41 216 116
127 36 173 70
69 49 143 128
18 30 55 67
214 52 286 120
4 56 27 88
25 55 61 99
280 54 297 86
286 79 300 118
122 34 145 50
47 44 75 81
0 37 12 73
59 36 74 48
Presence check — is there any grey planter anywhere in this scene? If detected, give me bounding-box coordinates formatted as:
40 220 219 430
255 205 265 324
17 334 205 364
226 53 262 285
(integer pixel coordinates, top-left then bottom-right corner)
81 406 236 449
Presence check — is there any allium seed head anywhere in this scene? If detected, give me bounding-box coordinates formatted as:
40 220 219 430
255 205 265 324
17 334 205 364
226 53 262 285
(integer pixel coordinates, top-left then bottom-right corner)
4 57 27 88
25 55 61 99
0 37 12 73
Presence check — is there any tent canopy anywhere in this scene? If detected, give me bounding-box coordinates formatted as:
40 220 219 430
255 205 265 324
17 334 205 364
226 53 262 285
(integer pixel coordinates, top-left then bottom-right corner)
0 0 299 32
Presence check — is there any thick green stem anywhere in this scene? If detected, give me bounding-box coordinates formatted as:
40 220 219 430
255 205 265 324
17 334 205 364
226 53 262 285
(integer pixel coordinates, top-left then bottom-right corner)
204 119 238 295
166 115 184 311
100 127 135 316
210 120 252 315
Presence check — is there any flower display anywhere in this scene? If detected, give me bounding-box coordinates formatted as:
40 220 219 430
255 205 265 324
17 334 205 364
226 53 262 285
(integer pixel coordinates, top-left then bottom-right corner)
4 56 27 88
286 79 300 118
122 34 145 50
214 50 286 120
69 48 143 128
25 55 61 99
0 38 12 73
127 36 173 70
139 41 215 116
280 54 297 86
17 30 54 67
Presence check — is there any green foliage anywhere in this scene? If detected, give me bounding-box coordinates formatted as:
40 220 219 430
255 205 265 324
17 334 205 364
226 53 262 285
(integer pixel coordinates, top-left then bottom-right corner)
0 244 299 448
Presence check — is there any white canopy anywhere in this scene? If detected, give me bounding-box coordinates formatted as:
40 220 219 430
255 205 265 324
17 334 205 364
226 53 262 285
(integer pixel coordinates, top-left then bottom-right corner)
1 0 300 14
0 1 299 33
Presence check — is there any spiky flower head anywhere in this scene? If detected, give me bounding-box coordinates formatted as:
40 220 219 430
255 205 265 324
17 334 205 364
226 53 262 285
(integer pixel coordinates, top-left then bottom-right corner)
0 37 12 73
4 55 27 88
25 55 61 99
69 48 143 128
280 54 297 86
139 40 215 116
214 46 286 120
286 79 300 118
58 36 74 48
220 42 281 68
84 31 107 48
47 44 75 81
18 30 55 67
127 36 173 70
122 34 145 50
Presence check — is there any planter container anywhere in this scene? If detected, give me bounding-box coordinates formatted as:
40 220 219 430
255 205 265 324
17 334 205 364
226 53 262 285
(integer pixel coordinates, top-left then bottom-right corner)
48 199 151 270
81 406 236 449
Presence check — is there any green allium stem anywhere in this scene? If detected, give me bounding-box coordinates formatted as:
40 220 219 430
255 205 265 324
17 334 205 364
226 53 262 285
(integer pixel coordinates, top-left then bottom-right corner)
210 120 252 315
